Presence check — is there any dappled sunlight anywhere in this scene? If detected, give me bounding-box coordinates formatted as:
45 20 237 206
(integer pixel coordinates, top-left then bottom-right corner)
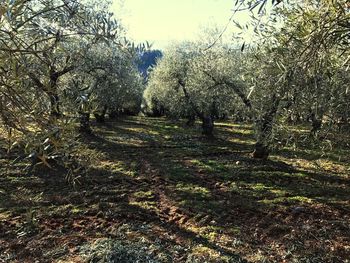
215 122 252 129
259 195 313 205
95 160 137 178
189 159 228 173
175 183 211 198
274 155 350 178
1 0 349 261
124 126 160 136
128 200 159 212
228 137 255 145
1 116 349 262
129 190 159 213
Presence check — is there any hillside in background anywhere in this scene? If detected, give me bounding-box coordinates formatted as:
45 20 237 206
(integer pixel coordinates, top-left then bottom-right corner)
137 50 163 78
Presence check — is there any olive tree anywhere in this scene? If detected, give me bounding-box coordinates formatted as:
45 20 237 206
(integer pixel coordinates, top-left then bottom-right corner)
0 0 141 170
238 0 350 158
144 43 250 137
64 41 144 133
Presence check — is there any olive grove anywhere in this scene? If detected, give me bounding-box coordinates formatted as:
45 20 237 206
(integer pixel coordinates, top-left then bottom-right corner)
1 0 349 166
144 0 350 158
144 44 250 137
245 0 350 158
0 0 144 169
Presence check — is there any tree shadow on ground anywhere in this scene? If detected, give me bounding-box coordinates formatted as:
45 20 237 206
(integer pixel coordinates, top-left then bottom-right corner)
1 117 349 262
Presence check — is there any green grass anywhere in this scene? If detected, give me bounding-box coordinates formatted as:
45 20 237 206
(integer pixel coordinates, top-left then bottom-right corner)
0 116 349 262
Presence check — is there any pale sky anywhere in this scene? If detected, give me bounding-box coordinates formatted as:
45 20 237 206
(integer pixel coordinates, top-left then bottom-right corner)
111 0 251 49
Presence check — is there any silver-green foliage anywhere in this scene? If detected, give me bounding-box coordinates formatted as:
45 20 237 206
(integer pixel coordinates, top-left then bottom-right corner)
144 43 248 119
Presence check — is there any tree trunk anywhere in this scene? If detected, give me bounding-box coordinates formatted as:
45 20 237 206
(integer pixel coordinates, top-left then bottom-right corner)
79 112 91 133
336 117 348 132
109 109 119 119
94 113 105 123
201 116 214 137
186 114 196 126
94 106 107 123
49 93 61 117
252 142 269 160
309 112 322 136
253 95 280 160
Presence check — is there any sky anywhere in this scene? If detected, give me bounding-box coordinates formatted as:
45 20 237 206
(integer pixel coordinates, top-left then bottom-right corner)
111 0 251 50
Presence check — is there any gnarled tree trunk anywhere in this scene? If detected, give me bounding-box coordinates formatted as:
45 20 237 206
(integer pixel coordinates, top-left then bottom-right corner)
309 112 323 136
109 108 119 119
79 112 91 133
186 114 196 126
252 142 270 159
253 95 280 160
201 116 214 138
94 106 107 123
49 93 61 118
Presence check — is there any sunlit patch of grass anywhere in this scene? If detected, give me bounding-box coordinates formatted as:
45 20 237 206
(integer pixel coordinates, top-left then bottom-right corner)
231 128 254 135
115 139 146 147
187 245 234 262
260 195 313 205
163 125 180 130
97 160 137 177
175 183 211 198
216 122 254 137
250 183 269 191
0 211 11 220
288 195 313 202
9 187 43 206
123 127 145 132
215 122 252 128
185 222 239 247
124 126 160 136
276 155 349 177
246 250 269 262
227 226 241 235
228 182 272 199
195 225 235 243
129 188 158 212
129 201 158 212
293 172 309 178
190 159 216 171
249 183 289 197
190 159 228 173
270 189 288 196
228 137 255 145
314 159 348 174
132 190 155 199
288 127 310 133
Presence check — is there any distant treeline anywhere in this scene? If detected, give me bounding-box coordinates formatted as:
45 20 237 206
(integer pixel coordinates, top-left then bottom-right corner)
137 50 163 78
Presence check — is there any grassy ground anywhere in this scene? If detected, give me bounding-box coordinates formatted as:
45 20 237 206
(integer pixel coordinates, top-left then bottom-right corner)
0 116 349 262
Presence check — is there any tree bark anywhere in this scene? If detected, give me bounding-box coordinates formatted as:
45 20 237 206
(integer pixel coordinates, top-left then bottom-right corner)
252 142 269 160
49 93 61 117
253 95 280 160
309 112 322 136
109 108 119 119
201 116 214 138
94 106 107 123
79 112 91 133
186 114 196 126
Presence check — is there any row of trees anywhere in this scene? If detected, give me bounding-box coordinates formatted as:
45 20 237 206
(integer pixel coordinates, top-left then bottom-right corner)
1 0 348 164
144 0 350 158
144 44 249 136
0 0 144 168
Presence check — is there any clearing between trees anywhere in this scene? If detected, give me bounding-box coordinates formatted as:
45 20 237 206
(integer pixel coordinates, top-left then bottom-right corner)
1 117 349 262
